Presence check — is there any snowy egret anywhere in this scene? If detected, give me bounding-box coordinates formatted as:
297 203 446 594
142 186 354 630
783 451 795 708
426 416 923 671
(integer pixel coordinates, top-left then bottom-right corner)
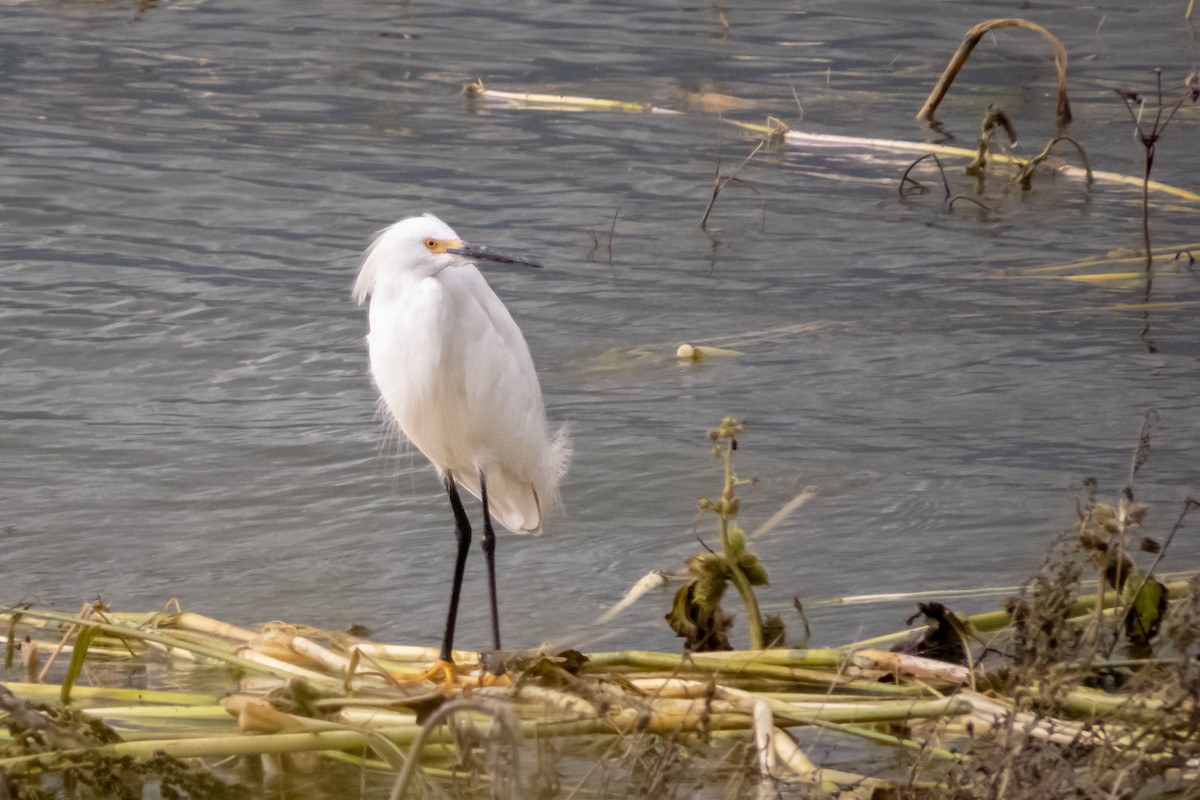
354 214 568 682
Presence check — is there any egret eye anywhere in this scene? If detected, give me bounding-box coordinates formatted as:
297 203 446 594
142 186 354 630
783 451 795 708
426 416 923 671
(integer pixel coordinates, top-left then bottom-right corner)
424 238 438 250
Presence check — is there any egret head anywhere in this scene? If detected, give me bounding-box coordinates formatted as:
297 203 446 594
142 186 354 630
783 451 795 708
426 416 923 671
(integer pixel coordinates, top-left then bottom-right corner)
354 214 541 304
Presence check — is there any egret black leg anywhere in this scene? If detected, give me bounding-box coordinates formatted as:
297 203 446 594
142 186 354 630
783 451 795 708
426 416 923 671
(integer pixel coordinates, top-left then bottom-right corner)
441 471 472 663
479 471 502 653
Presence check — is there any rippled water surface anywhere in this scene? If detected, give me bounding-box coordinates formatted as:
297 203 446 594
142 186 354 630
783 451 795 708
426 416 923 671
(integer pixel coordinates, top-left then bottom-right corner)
3 0 1199 653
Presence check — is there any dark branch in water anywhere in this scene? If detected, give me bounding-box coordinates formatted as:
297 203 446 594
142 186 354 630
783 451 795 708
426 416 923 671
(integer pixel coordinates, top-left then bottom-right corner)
1116 69 1198 354
947 195 993 214
899 153 951 200
700 115 767 231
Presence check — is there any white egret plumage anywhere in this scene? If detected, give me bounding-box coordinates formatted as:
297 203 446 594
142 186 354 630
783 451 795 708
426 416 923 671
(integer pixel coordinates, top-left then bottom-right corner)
354 213 568 683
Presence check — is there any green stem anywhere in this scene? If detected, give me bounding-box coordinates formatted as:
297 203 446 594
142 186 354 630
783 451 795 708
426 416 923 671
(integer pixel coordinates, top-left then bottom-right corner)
723 531 765 650
719 436 765 650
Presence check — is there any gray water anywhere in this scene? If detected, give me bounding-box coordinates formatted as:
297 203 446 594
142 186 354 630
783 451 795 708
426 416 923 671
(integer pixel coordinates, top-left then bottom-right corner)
3 0 1199 655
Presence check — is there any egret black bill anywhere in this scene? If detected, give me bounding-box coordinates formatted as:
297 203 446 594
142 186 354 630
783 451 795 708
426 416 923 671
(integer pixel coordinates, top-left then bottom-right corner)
447 242 543 269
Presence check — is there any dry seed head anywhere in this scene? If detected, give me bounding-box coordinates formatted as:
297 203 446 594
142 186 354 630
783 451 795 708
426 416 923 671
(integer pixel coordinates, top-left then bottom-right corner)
1121 500 1149 528
713 417 747 440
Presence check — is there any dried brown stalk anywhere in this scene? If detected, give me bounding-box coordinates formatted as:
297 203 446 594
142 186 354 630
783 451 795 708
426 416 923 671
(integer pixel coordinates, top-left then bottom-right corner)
916 19 1072 125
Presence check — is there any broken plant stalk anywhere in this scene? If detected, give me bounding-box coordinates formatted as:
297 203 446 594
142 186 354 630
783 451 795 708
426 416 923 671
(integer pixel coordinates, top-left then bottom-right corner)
711 418 765 650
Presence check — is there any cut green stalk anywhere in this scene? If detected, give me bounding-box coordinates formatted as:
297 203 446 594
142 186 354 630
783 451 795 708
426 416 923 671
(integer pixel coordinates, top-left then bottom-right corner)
2 681 220 706
81 705 235 720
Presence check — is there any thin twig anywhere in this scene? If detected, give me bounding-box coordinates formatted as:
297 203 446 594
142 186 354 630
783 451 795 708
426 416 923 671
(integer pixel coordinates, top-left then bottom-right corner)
1136 498 1200 593
1115 69 1198 353
607 206 619 266
1125 410 1159 495
789 84 804 122
701 135 766 231
948 195 993 213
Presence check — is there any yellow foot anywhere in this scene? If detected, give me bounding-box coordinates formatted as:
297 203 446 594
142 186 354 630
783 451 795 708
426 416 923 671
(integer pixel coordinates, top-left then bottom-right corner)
477 670 513 688
392 660 512 692
421 659 461 691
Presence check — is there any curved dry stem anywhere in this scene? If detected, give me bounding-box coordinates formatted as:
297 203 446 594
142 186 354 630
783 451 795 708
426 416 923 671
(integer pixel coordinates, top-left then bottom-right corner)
389 698 522 800
899 153 951 200
1015 135 1093 188
916 18 1072 125
947 195 992 214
